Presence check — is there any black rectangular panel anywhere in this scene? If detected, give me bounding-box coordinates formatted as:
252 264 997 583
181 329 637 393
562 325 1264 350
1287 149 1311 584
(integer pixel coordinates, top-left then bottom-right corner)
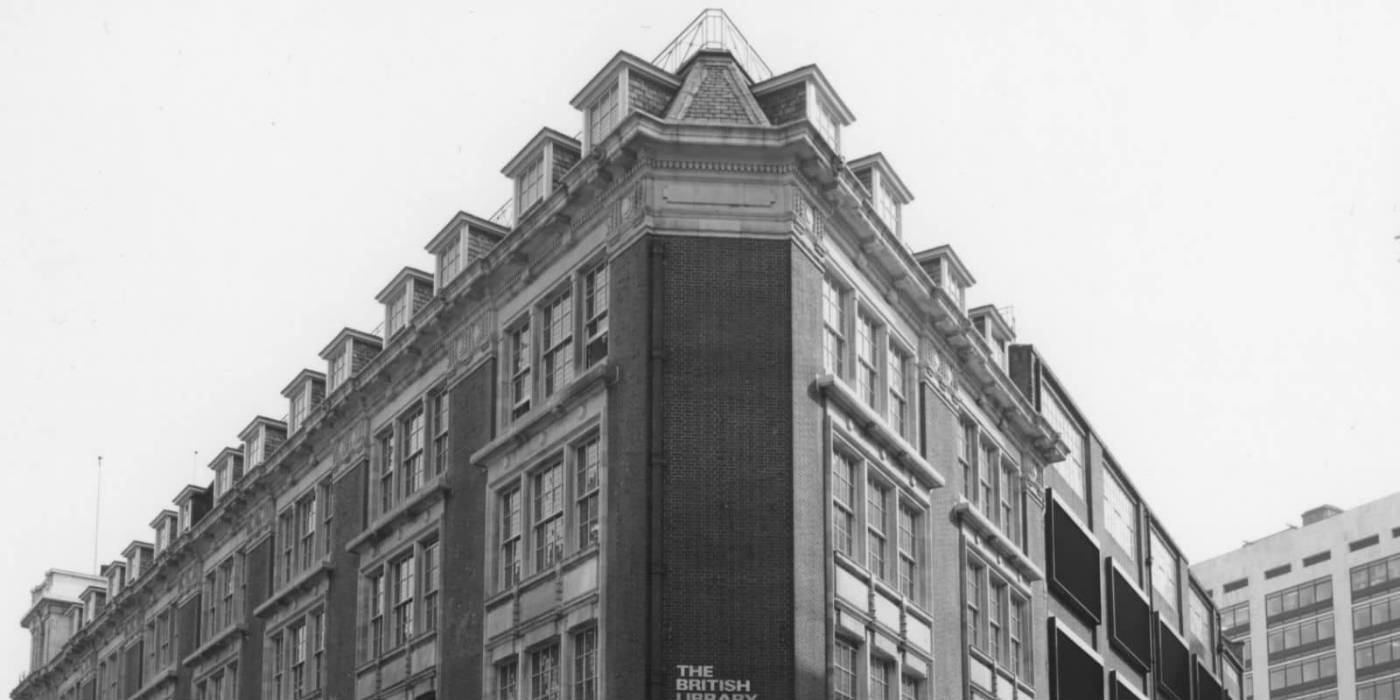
1047 497 1102 625
1156 616 1192 700
1195 657 1224 700
1050 620 1104 700
1107 560 1151 671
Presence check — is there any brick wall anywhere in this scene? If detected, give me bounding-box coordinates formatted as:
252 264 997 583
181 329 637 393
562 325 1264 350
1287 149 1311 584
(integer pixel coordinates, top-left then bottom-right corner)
351 340 381 374
239 537 270 700
176 595 200 699
411 279 433 313
466 228 502 264
757 82 806 125
325 461 365 700
629 73 674 116
553 146 580 185
656 235 795 697
603 237 652 700
439 358 495 700
923 385 971 699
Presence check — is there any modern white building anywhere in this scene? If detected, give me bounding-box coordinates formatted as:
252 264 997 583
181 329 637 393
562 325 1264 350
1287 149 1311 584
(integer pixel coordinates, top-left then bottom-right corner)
1193 492 1400 700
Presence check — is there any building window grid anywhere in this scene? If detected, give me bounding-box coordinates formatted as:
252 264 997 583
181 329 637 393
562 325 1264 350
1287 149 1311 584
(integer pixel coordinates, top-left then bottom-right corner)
541 291 574 398
867 477 889 581
378 432 396 515
988 578 1006 665
1359 675 1400 700
270 632 284 700
1266 577 1334 618
900 675 921 700
582 264 609 368
959 420 977 504
1353 554 1400 596
500 488 522 589
532 461 565 572
856 312 879 408
576 437 600 549
1104 470 1138 561
497 661 519 700
1354 633 1400 671
289 621 306 698
432 392 450 477
967 560 984 650
422 540 440 633
897 503 918 599
587 83 619 148
1266 653 1337 692
979 442 998 525
1266 614 1335 656
833 638 857 700
1353 594 1400 633
389 554 415 648
529 643 560 700
822 278 847 377
509 321 533 419
870 656 893 700
573 627 598 700
1150 529 1180 607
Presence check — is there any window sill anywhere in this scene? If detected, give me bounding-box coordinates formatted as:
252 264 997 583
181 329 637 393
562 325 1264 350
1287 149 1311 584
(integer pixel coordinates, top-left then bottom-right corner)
473 359 612 465
182 623 245 667
347 476 449 553
953 498 1044 583
816 373 944 489
127 668 177 700
253 561 331 619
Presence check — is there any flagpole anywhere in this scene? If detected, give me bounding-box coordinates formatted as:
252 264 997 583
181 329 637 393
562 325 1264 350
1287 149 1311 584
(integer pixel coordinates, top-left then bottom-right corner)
92 455 102 573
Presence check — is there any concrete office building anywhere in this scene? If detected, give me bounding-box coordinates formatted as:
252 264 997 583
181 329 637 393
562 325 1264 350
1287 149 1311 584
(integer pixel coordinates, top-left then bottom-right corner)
1193 492 1400 700
13 11 1241 700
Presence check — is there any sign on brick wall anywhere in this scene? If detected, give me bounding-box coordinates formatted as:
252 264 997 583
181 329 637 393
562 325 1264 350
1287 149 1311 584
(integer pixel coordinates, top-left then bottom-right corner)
671 664 758 700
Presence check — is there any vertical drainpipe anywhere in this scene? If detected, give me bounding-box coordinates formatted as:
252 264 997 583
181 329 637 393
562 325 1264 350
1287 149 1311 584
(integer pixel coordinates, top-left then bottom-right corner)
647 237 667 700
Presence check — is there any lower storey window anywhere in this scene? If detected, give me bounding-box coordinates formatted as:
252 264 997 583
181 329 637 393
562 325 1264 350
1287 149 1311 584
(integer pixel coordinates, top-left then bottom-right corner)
495 625 599 700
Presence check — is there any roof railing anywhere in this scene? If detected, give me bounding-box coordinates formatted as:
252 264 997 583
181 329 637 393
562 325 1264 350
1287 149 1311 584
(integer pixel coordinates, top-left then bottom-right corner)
653 9 772 82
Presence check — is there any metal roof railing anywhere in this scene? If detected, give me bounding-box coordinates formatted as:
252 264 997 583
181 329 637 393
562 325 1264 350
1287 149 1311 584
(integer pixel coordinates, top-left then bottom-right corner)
653 8 773 82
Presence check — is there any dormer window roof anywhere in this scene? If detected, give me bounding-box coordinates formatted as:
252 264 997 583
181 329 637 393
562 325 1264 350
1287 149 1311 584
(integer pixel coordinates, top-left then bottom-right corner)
570 51 683 151
849 153 914 239
206 447 246 502
173 485 211 535
120 541 153 582
752 64 855 154
280 370 327 434
970 305 1016 369
319 327 384 395
374 267 434 340
426 211 510 289
148 509 177 556
79 585 106 624
238 416 287 471
101 561 127 597
914 244 975 311
501 128 581 221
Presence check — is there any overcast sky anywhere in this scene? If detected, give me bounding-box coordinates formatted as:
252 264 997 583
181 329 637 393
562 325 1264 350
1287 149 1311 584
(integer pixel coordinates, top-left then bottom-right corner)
3 0 1398 684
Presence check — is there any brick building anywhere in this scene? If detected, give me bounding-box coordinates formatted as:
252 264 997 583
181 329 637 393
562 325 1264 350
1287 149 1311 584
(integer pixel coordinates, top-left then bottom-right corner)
13 11 1243 700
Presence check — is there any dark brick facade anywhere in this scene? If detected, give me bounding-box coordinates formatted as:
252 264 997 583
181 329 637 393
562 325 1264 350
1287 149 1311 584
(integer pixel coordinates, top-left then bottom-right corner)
629 73 675 116
757 81 806 125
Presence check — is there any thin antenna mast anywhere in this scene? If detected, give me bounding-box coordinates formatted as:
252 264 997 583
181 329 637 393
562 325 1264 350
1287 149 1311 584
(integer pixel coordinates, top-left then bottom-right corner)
92 455 102 572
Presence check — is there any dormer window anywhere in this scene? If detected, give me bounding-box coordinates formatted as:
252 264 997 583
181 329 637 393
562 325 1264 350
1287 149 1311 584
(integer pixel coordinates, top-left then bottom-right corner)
752 65 854 156
516 157 543 215
290 391 308 433
179 501 192 533
913 245 975 313
328 352 348 393
387 294 407 337
217 462 233 497
440 235 462 283
245 433 264 468
587 82 620 148
874 181 898 234
427 213 509 289
155 523 168 553
809 96 838 151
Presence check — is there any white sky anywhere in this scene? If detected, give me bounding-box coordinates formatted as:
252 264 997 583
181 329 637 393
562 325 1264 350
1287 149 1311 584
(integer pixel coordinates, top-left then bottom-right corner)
3 0 1398 684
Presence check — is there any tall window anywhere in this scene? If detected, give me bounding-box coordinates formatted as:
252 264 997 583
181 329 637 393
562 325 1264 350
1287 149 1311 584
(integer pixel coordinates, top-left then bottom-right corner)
517 157 543 214
988 578 1006 664
402 409 425 497
497 661 519 700
367 573 384 659
390 555 415 647
378 432 396 514
856 313 878 407
296 493 316 571
822 278 847 376
874 181 898 233
219 558 236 629
583 264 609 367
1189 590 1212 645
387 294 407 336
1103 469 1137 561
867 478 889 580
897 504 919 599
289 622 306 698
575 437 600 548
1150 529 1179 607
533 462 564 570
967 561 984 649
269 633 284 700
960 421 978 503
290 390 308 433
588 83 619 147
509 321 532 419
870 657 893 700
320 481 333 558
1041 386 1086 498
833 639 857 700
422 541 440 633
432 392 450 477
887 344 908 436
500 489 521 588
833 451 856 557
542 291 574 397
810 98 838 150
328 352 347 392
1000 463 1018 544
900 676 922 700
573 628 597 700
1012 596 1032 679
529 644 560 700
310 610 324 693
980 443 998 522
439 234 462 284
